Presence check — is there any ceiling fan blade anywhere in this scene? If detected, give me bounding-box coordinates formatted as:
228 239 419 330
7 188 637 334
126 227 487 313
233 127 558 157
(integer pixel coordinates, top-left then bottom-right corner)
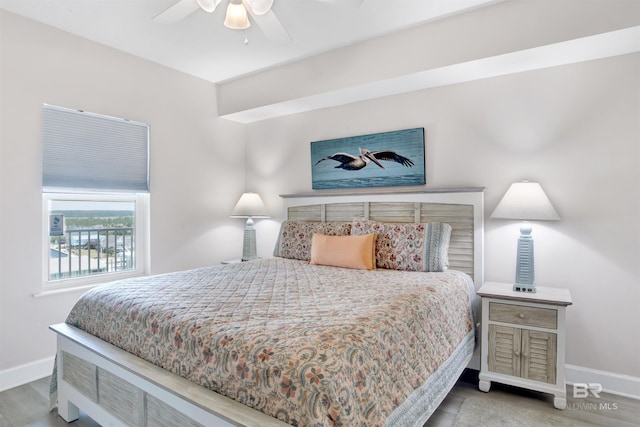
153 0 200 24
244 4 291 44
253 10 292 44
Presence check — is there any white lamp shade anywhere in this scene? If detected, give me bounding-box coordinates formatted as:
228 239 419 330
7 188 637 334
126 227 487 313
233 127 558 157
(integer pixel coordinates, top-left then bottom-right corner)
491 181 560 221
195 0 221 13
224 2 251 29
245 0 273 15
231 192 269 218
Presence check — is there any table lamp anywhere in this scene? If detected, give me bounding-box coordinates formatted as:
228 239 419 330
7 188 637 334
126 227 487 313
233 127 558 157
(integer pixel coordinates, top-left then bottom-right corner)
230 192 270 261
491 181 560 292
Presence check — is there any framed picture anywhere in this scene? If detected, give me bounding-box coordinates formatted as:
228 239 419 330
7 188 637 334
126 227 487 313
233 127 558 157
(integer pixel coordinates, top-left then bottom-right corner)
311 127 425 190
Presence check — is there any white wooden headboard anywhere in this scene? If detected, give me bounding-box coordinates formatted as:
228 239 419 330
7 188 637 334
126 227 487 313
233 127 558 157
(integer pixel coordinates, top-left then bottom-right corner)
280 187 485 289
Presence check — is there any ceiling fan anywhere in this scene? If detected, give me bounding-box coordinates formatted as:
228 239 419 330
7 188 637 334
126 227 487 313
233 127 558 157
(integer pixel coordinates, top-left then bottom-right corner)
154 0 363 44
153 0 292 44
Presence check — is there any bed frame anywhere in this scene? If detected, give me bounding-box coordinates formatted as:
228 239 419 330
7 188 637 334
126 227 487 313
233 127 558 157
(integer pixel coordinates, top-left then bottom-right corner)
51 187 484 427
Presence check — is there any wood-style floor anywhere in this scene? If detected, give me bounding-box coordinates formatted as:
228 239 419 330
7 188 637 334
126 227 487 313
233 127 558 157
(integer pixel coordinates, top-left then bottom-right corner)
0 371 638 426
426 370 640 427
0 376 98 427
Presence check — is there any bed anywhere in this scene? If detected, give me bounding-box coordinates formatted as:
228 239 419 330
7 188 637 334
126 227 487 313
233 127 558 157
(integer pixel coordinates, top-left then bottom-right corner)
50 187 484 427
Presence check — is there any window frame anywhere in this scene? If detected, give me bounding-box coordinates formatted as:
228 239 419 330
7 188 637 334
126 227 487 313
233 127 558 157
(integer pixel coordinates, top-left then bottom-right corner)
41 192 149 291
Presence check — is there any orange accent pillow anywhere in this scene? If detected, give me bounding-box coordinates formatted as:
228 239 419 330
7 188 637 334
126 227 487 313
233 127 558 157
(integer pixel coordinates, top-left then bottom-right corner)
310 233 376 270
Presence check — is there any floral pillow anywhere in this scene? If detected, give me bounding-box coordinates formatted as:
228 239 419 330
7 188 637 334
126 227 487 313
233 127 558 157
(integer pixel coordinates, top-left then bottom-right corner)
351 218 452 272
273 221 352 261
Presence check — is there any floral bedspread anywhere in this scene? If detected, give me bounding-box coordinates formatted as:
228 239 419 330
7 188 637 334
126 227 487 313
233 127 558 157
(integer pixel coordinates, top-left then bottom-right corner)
66 258 475 427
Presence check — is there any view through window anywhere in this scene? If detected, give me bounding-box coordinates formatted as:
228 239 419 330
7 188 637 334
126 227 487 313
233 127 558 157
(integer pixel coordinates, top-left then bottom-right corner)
47 198 136 281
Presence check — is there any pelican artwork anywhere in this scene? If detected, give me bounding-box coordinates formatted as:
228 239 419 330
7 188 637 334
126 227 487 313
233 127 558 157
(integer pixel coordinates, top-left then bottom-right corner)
315 147 414 171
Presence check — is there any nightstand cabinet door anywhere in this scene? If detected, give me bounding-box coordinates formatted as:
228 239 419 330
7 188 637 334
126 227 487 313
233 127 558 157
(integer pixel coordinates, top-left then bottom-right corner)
488 324 521 377
521 330 557 384
487 324 557 385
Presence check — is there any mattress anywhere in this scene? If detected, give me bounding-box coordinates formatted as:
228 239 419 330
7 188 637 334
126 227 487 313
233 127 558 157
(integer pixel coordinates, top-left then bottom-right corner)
63 257 476 426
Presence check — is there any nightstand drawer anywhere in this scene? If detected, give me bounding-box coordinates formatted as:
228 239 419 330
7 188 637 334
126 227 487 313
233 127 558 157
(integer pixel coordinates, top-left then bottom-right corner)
489 302 557 329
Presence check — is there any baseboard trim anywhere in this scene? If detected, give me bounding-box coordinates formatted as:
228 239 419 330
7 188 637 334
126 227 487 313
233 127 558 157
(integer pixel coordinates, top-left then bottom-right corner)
0 356 55 393
463 362 639 400
565 364 640 400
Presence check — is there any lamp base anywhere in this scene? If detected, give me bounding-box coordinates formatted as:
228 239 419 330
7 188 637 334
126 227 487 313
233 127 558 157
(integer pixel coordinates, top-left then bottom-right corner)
241 228 257 262
514 222 535 293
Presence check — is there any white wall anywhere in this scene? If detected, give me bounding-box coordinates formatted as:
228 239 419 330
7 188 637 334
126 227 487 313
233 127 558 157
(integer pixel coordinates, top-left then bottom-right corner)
0 11 246 385
244 54 640 382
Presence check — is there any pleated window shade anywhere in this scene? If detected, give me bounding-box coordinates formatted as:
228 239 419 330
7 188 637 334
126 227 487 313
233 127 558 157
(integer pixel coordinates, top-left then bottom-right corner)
42 104 149 193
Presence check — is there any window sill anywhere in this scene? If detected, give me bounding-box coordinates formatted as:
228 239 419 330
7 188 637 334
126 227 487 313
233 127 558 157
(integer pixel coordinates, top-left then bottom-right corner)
34 271 145 298
33 284 98 298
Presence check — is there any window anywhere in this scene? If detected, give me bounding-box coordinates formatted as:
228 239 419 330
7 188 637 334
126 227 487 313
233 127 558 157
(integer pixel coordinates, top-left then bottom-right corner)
44 194 147 286
42 104 149 290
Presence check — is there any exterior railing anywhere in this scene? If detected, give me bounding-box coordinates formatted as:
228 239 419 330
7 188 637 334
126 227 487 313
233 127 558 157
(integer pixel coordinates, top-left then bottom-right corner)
49 227 134 280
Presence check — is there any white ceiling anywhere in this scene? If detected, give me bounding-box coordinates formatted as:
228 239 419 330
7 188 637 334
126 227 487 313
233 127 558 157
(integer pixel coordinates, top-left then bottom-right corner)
3 0 639 123
0 0 500 83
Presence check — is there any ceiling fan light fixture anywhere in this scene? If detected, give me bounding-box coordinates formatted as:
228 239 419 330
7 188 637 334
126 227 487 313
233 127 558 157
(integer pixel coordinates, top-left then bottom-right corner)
245 0 273 15
195 0 221 13
225 1 251 30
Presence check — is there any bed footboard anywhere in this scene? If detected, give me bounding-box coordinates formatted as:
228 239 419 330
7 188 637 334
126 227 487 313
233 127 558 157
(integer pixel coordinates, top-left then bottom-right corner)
50 323 289 427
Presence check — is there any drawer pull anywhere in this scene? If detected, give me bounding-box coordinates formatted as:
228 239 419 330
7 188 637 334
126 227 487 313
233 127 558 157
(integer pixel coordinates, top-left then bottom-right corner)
518 313 525 319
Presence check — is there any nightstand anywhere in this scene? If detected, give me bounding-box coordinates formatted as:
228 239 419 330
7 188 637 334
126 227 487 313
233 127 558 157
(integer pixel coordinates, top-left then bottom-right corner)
478 282 572 409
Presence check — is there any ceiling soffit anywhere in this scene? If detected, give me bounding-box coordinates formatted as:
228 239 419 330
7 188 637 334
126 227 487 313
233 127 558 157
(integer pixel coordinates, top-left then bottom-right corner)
216 0 640 123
